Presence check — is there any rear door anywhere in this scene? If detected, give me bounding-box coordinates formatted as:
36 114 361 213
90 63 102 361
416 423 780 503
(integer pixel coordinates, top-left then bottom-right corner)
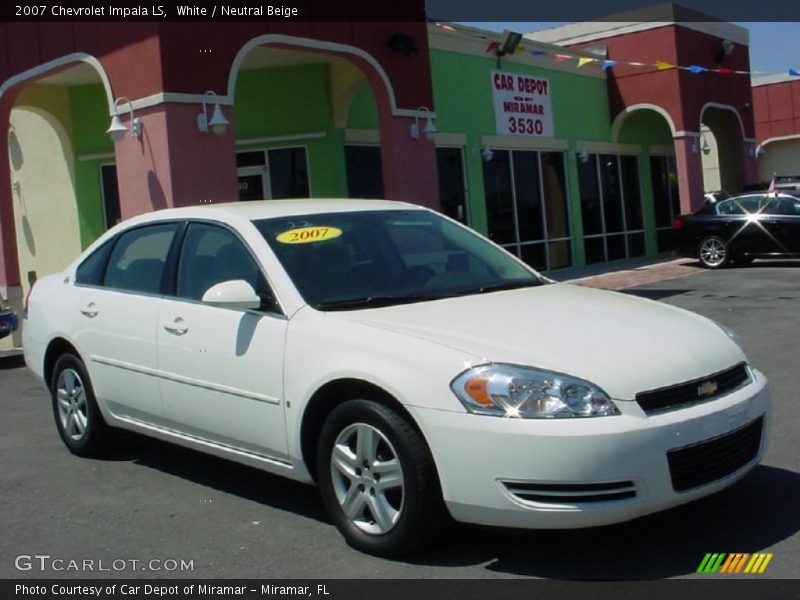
716 195 773 255
156 221 289 458
73 222 179 423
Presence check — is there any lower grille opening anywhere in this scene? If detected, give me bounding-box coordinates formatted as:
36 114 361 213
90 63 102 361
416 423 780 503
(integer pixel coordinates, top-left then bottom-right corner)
502 480 637 505
667 416 763 492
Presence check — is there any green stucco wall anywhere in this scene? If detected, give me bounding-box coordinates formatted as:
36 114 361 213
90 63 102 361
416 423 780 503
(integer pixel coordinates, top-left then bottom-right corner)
69 84 114 248
234 64 347 198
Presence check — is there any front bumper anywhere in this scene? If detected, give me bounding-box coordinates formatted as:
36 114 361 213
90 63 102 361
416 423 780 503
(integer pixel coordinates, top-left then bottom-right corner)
414 370 769 529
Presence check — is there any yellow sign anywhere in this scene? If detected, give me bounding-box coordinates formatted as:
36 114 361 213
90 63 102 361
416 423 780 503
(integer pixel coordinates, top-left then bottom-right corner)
276 226 342 244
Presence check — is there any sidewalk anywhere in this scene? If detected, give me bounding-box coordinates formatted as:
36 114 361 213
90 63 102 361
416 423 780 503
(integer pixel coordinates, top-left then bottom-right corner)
550 255 703 291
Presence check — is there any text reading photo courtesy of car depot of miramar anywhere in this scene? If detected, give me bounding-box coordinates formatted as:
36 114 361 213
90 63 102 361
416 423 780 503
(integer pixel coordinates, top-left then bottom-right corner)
18 4 299 18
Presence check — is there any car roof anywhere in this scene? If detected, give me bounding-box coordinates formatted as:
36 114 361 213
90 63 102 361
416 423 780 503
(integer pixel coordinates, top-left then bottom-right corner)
127 198 426 224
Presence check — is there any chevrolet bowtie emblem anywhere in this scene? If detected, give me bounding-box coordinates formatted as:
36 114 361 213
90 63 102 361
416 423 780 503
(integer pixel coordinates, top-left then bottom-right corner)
698 380 718 398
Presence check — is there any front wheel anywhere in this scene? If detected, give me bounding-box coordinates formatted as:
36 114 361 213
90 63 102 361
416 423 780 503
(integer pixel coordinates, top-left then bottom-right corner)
697 236 730 269
317 399 446 557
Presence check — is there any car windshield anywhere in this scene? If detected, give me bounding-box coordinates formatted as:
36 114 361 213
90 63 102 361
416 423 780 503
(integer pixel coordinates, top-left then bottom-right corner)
254 209 544 310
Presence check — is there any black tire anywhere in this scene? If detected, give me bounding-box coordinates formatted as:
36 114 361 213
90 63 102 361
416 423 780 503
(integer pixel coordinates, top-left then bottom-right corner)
317 399 446 557
51 353 113 457
697 235 730 269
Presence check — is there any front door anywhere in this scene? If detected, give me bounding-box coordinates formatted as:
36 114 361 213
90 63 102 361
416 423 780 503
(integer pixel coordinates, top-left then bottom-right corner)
156 222 288 458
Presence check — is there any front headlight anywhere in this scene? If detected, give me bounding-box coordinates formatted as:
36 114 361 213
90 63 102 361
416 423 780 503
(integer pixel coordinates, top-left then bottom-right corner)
450 364 620 419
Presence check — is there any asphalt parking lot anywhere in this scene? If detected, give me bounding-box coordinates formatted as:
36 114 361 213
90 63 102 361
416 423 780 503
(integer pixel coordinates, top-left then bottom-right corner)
1 260 798 580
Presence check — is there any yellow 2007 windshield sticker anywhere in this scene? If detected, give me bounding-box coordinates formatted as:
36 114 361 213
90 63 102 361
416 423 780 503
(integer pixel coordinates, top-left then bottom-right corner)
276 226 342 244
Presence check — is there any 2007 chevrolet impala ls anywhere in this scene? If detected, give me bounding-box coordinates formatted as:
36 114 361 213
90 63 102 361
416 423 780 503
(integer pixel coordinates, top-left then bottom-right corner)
22 199 769 556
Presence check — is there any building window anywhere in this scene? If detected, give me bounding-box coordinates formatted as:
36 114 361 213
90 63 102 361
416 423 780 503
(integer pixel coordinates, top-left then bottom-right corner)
650 155 680 252
436 147 468 224
345 145 384 199
482 149 571 271
100 164 121 229
578 153 644 264
236 147 310 201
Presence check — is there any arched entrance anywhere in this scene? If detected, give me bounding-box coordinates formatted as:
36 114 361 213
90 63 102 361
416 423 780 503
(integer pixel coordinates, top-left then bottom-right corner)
613 105 680 252
699 104 748 196
1 57 115 348
227 34 439 208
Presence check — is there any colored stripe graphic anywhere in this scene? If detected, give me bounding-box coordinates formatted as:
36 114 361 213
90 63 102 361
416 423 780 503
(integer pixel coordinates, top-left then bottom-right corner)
697 553 727 573
699 553 773 574
744 553 774 574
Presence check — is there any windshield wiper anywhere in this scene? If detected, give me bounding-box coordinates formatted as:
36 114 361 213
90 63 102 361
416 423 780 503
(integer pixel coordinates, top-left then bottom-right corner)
456 280 542 296
316 294 446 311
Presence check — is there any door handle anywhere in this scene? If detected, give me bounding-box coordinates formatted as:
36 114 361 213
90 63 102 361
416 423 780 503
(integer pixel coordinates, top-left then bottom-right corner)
80 303 98 318
164 318 188 335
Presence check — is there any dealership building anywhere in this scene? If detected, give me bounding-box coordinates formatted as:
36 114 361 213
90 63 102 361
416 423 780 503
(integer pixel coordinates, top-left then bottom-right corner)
0 8 786 348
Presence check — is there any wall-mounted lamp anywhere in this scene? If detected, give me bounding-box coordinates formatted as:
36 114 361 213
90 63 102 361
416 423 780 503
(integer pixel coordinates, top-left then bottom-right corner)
410 106 437 141
756 146 766 158
577 151 590 163
701 134 712 155
481 145 494 162
497 30 522 57
714 39 735 65
107 97 142 143
197 91 229 135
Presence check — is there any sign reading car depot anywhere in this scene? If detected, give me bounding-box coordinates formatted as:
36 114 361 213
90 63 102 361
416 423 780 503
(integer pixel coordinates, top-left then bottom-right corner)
491 70 553 137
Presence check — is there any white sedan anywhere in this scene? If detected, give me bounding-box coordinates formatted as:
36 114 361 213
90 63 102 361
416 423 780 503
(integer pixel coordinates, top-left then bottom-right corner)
23 199 769 557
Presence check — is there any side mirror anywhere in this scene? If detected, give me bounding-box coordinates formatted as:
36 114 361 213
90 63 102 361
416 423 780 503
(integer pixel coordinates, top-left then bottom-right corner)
201 280 261 310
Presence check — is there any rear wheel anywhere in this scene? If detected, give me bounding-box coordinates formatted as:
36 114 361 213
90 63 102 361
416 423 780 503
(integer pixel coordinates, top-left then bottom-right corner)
698 236 730 269
317 399 446 557
51 354 113 457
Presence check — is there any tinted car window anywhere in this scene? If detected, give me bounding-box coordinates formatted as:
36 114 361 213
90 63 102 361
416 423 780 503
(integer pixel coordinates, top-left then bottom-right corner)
75 241 114 286
176 222 278 311
717 196 764 215
762 196 800 216
104 223 178 294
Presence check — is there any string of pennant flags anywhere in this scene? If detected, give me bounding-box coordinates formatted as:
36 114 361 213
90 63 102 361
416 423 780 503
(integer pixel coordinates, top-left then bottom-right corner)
433 22 800 78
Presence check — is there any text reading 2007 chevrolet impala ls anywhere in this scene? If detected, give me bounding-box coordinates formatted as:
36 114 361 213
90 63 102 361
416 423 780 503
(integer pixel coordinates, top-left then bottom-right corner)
22 199 769 556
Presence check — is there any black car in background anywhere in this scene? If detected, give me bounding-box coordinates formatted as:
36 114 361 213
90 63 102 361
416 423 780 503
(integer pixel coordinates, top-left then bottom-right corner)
673 192 800 268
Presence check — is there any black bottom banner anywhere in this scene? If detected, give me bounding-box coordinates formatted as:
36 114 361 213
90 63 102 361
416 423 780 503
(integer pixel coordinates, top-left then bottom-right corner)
3 579 799 600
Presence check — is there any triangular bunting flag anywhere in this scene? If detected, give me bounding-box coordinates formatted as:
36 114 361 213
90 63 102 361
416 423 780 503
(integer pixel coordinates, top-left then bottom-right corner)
689 65 707 74
577 57 595 68
602 60 617 70
717 67 734 75
655 60 675 70
531 50 547 57
789 68 800 77
485 41 499 53
554 54 572 63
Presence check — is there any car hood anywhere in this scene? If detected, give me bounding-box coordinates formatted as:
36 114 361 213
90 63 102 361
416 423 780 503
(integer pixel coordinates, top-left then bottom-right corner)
333 283 746 400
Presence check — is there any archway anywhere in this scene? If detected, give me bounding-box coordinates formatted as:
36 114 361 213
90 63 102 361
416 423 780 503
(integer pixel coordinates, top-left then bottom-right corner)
1 57 115 348
614 106 680 252
227 34 439 207
699 104 747 195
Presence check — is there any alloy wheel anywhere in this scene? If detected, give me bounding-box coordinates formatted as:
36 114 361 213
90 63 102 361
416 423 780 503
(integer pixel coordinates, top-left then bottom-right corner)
699 238 727 267
330 422 405 535
56 368 89 441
